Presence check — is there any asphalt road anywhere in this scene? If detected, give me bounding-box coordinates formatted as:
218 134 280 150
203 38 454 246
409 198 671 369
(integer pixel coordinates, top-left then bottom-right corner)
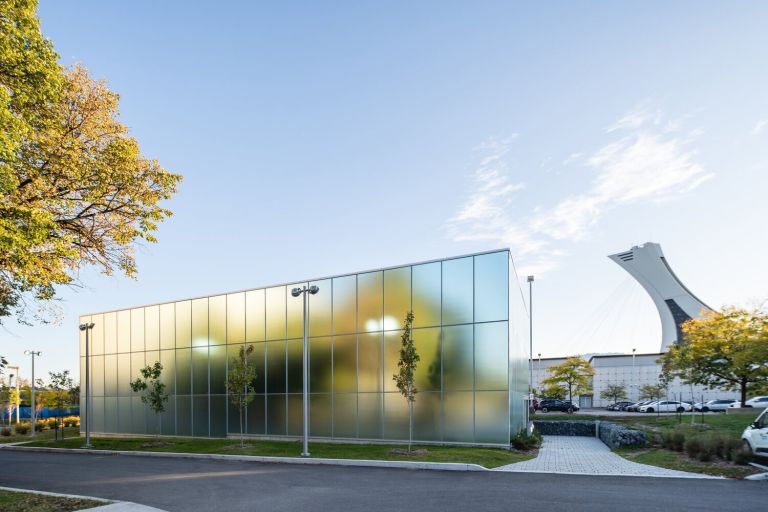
0 450 763 512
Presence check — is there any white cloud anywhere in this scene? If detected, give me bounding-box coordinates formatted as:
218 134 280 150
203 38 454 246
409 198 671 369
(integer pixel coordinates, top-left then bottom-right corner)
446 106 713 276
752 119 768 135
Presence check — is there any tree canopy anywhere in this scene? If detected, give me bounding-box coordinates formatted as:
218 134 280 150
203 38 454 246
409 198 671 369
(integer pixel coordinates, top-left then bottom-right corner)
600 383 628 404
541 356 594 403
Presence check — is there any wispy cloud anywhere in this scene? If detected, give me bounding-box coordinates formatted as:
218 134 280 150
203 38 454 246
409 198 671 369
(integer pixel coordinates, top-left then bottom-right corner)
752 119 768 135
445 105 713 276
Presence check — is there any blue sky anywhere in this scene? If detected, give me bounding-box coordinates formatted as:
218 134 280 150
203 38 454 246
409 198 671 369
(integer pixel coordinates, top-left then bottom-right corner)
4 1 768 381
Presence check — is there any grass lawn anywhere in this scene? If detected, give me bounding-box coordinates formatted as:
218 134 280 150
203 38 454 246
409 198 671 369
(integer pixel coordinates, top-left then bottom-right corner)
0 427 80 444
24 436 533 469
0 489 104 512
614 447 761 479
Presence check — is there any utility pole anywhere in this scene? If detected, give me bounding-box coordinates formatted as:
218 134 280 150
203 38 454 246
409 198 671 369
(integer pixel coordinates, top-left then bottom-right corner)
23 351 41 435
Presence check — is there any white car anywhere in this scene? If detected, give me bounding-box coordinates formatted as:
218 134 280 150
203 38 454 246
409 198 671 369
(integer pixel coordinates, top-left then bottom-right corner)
741 408 768 456
639 400 692 413
728 396 768 409
694 399 738 412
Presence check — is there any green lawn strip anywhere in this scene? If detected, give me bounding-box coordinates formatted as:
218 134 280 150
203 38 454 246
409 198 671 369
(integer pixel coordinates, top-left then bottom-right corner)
0 489 104 512
614 447 760 479
0 427 81 444
25 437 533 469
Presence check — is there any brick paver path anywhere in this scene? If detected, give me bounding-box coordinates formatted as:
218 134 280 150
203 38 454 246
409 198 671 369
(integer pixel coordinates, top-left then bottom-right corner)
496 436 719 478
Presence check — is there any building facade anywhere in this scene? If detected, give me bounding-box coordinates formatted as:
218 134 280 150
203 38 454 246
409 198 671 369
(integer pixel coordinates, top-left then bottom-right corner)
80 249 530 446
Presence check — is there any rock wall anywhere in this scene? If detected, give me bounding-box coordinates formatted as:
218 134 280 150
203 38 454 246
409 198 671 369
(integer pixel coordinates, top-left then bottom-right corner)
532 420 647 448
532 420 595 436
597 421 647 448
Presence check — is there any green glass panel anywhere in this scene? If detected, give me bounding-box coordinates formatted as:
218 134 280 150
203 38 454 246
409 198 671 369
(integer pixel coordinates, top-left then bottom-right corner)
333 393 357 438
104 312 117 354
175 349 191 395
193 395 209 437
357 393 382 439
442 257 473 325
246 394 265 435
92 355 104 396
145 305 160 351
131 396 146 434
117 397 131 433
383 392 407 440
333 335 356 393
192 347 208 395
444 391 474 442
175 300 191 348
475 391 509 444
104 354 117 396
209 295 226 346
358 271 383 332
245 289 266 342
309 394 332 437
383 331 400 392
287 394 302 436
104 397 118 433
309 337 331 393
177 395 192 436
443 325 473 391
160 350 175 395
130 308 145 352
226 292 245 343
286 339 303 394
474 252 509 323
92 314 104 355
161 395 175 435
412 262 441 328
384 267 411 331
332 275 356 334
414 327 441 392
308 279 331 337
192 298 209 347
265 286 286 340
358 332 382 393
160 303 175 350
117 310 130 353
266 394 286 435
266 341 285 394
475 322 508 390
117 353 131 396
413 391 442 441
287 283 306 339
210 345 226 394
210 395 227 437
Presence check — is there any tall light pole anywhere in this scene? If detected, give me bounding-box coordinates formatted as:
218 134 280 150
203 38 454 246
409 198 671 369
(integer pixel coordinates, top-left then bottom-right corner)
537 353 542 395
7 365 19 423
79 322 95 448
527 276 534 402
23 351 41 436
291 285 319 457
631 348 636 402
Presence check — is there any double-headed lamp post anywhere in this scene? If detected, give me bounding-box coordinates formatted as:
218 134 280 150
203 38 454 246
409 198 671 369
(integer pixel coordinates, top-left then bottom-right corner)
79 322 95 448
527 276 534 404
291 285 319 457
632 348 636 402
23 350 41 436
7 365 20 423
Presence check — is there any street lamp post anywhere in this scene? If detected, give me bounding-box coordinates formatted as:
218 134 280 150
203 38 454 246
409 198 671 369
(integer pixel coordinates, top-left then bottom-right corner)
7 365 19 423
632 348 636 402
23 351 41 436
291 285 319 457
527 276 534 402
79 322 95 448
537 353 542 395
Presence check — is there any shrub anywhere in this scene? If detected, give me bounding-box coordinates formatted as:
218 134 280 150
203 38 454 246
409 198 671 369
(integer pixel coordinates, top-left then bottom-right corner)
14 423 29 435
511 428 542 450
724 438 743 461
671 430 686 452
732 443 753 465
685 436 703 459
45 417 58 429
34 419 47 431
62 416 80 427
1 427 11 437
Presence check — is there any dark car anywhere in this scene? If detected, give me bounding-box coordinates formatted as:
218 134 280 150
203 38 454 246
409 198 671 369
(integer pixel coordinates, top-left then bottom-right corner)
539 399 580 413
607 401 633 411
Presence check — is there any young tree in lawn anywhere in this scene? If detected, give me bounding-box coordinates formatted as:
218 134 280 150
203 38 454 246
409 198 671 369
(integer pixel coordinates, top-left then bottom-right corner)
7 388 19 425
226 344 257 447
600 383 628 405
541 356 594 406
393 311 419 453
46 370 73 440
130 362 169 436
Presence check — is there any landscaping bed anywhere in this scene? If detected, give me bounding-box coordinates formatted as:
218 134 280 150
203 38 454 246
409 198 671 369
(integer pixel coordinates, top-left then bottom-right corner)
0 489 104 512
0 426 80 444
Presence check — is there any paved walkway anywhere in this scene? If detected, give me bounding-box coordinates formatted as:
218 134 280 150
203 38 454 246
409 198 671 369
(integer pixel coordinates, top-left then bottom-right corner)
496 436 719 478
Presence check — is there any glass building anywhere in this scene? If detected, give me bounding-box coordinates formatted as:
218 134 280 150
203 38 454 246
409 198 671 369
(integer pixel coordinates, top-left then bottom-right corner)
80 250 530 446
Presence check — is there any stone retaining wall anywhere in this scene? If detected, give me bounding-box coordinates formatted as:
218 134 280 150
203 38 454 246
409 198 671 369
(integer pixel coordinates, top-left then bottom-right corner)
533 420 647 448
596 421 647 448
533 420 595 437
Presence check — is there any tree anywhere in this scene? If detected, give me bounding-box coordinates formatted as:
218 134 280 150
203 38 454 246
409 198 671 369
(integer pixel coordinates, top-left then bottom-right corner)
392 311 419 453
1 2 182 324
541 383 567 400
600 383 628 404
541 356 594 405
7 388 19 425
130 362 169 436
226 344 257 447
639 383 666 401
660 307 768 407
45 370 73 439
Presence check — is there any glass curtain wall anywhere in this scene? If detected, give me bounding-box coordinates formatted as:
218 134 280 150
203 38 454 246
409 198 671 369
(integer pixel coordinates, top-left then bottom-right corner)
80 250 526 445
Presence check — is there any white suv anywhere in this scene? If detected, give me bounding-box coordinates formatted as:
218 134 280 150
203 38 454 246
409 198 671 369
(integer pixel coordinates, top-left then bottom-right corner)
729 396 768 409
741 408 768 456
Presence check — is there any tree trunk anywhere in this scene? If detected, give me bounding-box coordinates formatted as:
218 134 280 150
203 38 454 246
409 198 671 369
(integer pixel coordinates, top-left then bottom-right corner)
741 379 747 407
240 406 244 448
408 399 413 453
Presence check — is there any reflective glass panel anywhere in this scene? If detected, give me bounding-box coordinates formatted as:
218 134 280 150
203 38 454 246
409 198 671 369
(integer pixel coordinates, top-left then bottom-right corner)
333 335 356 393
414 327 441 392
161 395 175 436
332 275 356 334
474 322 508 390
443 325 473 391
444 392 474 442
130 308 145 352
383 392 407 440
286 339 302 394
308 279 331 337
286 283 306 339
92 314 104 355
145 305 160 351
92 355 104 396
333 393 357 438
117 353 131 396
383 267 411 331
193 395 209 437
160 350 175 395
209 345 226 394
413 391 442 441
192 347 208 395
209 295 226 346
358 332 382 392
131 396 146 434
160 303 175 350
92 397 104 433
226 292 245 343
210 395 226 437
117 397 130 432
310 394 332 437
104 312 117 354
383 331 401 393
442 257 473 325
474 252 509 323
175 349 191 395
192 298 209 347
245 289 266 342
176 395 192 436
266 341 285 394
358 271 383 332
266 394 286 435
104 397 118 433
246 395 265 435
265 286 286 340
104 354 117 396
475 391 508 443
130 352 145 386
412 262 441 328
117 310 131 353
309 337 332 393
357 393 382 439
175 300 191 348
287 394 302 436
248 342 266 394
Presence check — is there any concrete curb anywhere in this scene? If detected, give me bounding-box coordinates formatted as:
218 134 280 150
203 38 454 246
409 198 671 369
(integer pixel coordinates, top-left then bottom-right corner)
0 485 166 511
0 444 488 472
490 467 724 479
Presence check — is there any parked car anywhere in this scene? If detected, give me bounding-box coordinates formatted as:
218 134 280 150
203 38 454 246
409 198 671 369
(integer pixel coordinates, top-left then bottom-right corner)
539 399 580 413
741 408 768 456
607 401 633 411
729 396 768 409
625 400 654 412
693 399 738 412
639 400 692 413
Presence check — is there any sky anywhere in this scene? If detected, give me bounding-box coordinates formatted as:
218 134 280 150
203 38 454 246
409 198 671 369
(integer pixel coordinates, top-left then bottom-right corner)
3 1 768 383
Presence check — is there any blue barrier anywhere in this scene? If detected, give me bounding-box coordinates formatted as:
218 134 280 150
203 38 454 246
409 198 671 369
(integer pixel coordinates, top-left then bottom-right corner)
0 406 80 420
